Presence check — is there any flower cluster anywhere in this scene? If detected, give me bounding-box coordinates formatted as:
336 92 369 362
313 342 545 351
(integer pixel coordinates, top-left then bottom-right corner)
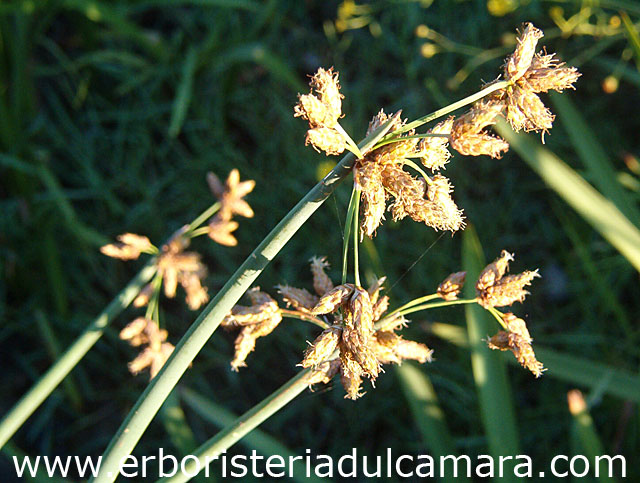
119 317 175 379
207 169 255 247
294 67 348 156
221 288 283 371
355 111 464 237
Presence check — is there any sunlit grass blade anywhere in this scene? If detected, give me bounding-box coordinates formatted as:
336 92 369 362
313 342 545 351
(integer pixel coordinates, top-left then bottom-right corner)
462 226 520 480
425 323 640 403
180 388 326 483
396 363 470 483
567 389 616 483
90 113 398 483
496 121 640 272
0 263 157 450
550 92 640 227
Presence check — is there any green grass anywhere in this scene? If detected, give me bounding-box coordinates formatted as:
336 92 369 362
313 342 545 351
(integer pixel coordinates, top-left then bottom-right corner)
1 1 639 481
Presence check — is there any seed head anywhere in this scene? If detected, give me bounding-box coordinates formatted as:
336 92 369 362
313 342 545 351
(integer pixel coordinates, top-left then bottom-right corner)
505 23 544 82
101 233 154 260
487 313 545 377
417 117 454 171
207 169 255 221
450 100 509 158
310 256 334 296
300 326 342 368
277 285 319 313
208 215 239 247
476 250 514 291
305 127 347 156
437 271 466 301
478 270 540 308
306 359 341 388
311 284 355 315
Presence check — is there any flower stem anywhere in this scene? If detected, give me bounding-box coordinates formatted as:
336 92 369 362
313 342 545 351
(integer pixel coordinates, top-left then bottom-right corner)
89 113 398 483
0 200 221 451
0 263 157 450
342 184 358 284
352 186 362 287
385 293 441 319
381 80 509 140
393 298 478 318
157 369 318 483
280 309 329 329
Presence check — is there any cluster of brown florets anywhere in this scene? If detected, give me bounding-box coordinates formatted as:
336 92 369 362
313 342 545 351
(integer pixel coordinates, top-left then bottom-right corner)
223 257 433 399
119 317 175 379
433 251 544 377
294 67 348 156
294 23 580 240
101 227 210 311
206 169 255 247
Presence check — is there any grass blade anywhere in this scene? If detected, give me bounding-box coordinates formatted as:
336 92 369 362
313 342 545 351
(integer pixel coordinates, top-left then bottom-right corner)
180 388 326 483
496 121 640 272
169 47 198 138
462 226 520 479
550 92 640 227
396 363 470 483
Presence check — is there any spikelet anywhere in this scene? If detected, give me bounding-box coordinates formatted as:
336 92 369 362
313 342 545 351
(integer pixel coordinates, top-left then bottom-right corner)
207 169 255 221
311 284 355 315
294 93 335 128
133 283 154 308
487 313 545 377
476 250 514 291
450 100 509 158
305 127 347 155
355 160 387 238
478 270 540 308
208 215 239 247
101 233 154 260
506 85 554 133
300 326 343 368
417 117 454 171
310 256 334 296
437 271 466 301
426 175 465 231
277 285 319 313
120 317 175 380
505 23 544 82
306 359 341 388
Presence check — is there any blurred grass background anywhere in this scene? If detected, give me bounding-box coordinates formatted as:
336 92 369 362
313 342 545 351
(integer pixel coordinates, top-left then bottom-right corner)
1 0 639 480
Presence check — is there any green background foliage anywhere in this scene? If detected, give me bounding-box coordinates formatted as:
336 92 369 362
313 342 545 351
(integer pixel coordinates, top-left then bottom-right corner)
1 0 639 480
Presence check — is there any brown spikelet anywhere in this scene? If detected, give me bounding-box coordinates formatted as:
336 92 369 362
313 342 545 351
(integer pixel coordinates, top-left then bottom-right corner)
277 285 319 313
208 215 239 247
340 350 365 400
310 67 343 123
121 317 175 379
294 93 335 128
230 310 283 371
306 359 341 388
311 284 355 315
355 160 387 238
506 86 554 133
487 313 545 377
426 175 465 231
372 295 390 322
505 23 544 82
394 339 434 363
450 100 509 158
207 169 255 221
437 271 466 301
310 256 334 296
478 270 540 308
101 233 153 260
300 326 342 368
305 127 347 155
476 250 514 291
349 286 374 342
417 117 454 171
133 283 154 308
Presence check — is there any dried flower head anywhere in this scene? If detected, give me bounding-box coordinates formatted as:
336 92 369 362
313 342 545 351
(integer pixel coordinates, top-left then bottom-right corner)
207 216 239 247
310 256 334 296
487 312 545 377
500 23 580 135
294 67 349 156
207 169 255 221
416 117 454 171
156 244 209 310
450 100 509 158
476 250 539 309
223 288 283 371
100 233 154 260
120 317 174 379
437 271 466 301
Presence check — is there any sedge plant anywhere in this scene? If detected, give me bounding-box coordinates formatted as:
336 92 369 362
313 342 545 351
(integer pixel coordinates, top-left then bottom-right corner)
0 22 581 481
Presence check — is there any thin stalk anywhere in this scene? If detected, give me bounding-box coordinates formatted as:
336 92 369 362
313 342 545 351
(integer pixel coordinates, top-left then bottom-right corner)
392 298 477 318
158 369 318 483
385 293 440 319
486 306 508 330
383 80 509 138
335 122 364 160
0 263 157 449
187 226 211 238
352 187 361 286
402 159 433 185
280 309 329 329
90 114 398 483
373 132 449 150
0 200 221 450
341 185 358 284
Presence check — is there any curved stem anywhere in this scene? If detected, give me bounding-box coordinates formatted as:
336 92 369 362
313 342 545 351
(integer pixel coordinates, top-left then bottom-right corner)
0 263 158 450
280 309 329 329
352 187 361 286
385 293 440 319
90 114 398 483
186 202 221 234
381 80 509 140
373 132 449 150
385 298 478 320
341 184 358 284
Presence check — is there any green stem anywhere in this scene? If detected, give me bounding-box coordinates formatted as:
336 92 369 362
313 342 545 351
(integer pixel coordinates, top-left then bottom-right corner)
486 306 508 330
186 202 221 234
392 298 478 318
373 133 449 150
341 184 358 284
90 113 398 483
0 263 157 450
352 187 361 286
382 80 509 139
0 200 222 451
385 293 440 319
280 309 329 329
335 122 364 159
158 369 318 483
402 159 433 185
